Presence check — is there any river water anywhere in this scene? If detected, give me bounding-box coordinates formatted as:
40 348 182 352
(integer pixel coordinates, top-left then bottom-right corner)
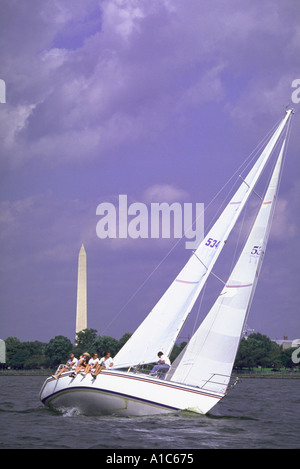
0 375 299 450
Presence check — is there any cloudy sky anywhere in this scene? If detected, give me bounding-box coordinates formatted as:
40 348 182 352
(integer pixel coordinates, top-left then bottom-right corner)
0 0 299 345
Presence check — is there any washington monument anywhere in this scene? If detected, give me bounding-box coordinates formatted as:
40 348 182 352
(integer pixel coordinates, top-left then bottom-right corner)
75 244 87 336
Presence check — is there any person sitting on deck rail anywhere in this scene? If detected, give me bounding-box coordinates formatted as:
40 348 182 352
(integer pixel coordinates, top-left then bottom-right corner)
52 353 78 379
92 351 114 378
84 353 100 376
149 351 171 379
70 353 90 377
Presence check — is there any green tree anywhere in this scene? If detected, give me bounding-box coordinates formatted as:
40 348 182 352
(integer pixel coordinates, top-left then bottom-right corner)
117 333 132 353
234 337 255 369
45 335 73 368
170 341 187 363
4 338 50 369
75 328 98 355
74 329 125 357
24 354 50 369
93 336 119 357
10 347 30 369
234 333 281 369
5 337 22 364
280 347 297 369
5 337 30 369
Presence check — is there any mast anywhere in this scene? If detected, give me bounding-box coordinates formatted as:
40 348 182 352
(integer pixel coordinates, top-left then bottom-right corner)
113 110 293 370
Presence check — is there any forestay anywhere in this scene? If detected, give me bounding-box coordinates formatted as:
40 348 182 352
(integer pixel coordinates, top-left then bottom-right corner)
113 110 292 370
170 138 287 393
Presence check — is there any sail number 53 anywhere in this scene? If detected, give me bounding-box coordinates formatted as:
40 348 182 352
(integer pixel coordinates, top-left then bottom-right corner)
205 238 220 249
251 245 262 255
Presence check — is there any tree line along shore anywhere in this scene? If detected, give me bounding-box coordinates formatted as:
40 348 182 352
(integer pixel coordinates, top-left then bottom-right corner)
1 329 299 377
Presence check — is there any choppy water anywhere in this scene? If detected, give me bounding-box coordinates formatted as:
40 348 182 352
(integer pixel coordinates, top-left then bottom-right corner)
0 375 299 450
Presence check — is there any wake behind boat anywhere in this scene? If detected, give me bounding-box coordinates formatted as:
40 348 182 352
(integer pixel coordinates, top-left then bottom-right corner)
40 109 294 416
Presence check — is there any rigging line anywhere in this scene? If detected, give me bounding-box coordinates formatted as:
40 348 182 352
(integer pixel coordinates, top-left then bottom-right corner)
179 273 233 384
238 175 263 200
174 118 292 382
265 112 293 239
190 281 207 339
100 241 186 336
237 127 293 351
233 111 294 276
193 251 226 285
235 114 294 342
173 116 293 383
235 115 283 177
209 114 291 277
228 198 248 275
101 114 288 337
199 116 283 235
171 114 280 249
240 146 289 338
255 111 293 238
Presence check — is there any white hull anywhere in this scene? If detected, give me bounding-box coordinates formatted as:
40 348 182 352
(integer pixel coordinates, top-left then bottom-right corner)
39 370 224 417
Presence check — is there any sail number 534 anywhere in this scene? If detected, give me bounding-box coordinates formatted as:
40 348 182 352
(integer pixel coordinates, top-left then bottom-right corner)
205 238 220 249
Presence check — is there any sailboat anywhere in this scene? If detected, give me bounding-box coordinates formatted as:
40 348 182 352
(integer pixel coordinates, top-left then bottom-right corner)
40 108 294 416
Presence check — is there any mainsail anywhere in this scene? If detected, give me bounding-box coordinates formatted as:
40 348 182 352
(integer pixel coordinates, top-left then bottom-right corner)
113 110 292 370
170 138 287 393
